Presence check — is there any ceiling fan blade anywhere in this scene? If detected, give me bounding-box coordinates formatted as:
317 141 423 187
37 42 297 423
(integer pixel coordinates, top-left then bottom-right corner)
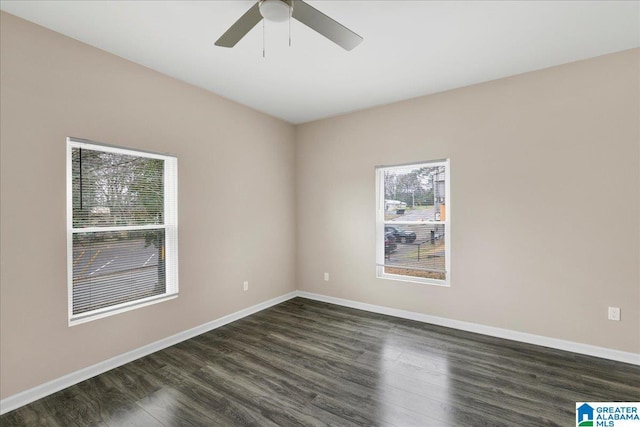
292 0 363 51
215 2 263 48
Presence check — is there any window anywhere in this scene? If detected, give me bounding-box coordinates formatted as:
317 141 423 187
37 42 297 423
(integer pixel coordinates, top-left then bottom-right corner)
66 138 178 325
376 159 450 286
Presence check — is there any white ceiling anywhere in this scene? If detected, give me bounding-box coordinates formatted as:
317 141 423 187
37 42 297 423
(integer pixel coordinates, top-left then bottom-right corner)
1 1 639 124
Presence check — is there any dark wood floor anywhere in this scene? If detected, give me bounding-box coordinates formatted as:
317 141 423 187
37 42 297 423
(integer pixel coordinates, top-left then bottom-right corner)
2 297 639 426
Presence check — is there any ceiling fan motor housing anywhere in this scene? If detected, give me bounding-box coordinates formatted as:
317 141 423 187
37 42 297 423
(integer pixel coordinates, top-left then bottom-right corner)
259 0 292 22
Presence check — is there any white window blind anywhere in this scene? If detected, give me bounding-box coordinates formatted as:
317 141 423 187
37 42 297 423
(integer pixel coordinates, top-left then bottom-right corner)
376 160 450 286
67 138 178 325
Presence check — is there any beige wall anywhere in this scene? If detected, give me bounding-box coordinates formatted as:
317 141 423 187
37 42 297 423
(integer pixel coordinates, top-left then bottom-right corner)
296 49 640 354
0 12 296 399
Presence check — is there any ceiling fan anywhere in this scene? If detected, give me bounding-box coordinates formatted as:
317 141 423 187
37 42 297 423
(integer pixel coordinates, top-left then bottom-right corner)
215 0 363 51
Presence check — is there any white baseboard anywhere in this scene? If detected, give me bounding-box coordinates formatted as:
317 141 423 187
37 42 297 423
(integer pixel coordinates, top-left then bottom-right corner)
0 291 298 415
296 291 640 366
3 289 638 415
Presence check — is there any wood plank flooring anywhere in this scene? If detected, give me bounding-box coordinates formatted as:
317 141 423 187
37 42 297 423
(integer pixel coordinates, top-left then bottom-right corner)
2 297 639 426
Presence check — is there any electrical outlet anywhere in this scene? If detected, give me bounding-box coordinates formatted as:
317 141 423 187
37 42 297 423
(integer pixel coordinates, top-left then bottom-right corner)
324 272 329 281
608 306 620 321
243 281 249 291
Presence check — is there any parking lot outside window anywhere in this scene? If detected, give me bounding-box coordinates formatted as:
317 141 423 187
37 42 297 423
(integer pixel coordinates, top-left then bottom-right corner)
66 138 178 325
376 160 450 286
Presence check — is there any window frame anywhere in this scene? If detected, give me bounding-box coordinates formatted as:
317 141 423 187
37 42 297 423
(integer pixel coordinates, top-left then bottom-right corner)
66 137 179 326
375 159 451 286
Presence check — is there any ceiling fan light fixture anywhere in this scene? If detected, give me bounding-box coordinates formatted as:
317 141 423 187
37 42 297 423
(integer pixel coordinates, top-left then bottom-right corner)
258 0 291 22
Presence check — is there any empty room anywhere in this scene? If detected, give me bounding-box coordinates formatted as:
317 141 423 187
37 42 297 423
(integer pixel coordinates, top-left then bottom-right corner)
1 1 639 426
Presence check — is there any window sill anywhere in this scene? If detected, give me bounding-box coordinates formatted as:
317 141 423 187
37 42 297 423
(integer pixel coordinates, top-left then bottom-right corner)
69 292 178 326
376 270 450 287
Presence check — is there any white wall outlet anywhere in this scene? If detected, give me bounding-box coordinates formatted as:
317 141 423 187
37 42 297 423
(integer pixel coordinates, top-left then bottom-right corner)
324 272 329 281
608 306 620 321
243 281 249 291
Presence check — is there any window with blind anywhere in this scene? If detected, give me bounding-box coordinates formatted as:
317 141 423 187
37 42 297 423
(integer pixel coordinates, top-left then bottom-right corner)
376 160 450 286
66 138 178 325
